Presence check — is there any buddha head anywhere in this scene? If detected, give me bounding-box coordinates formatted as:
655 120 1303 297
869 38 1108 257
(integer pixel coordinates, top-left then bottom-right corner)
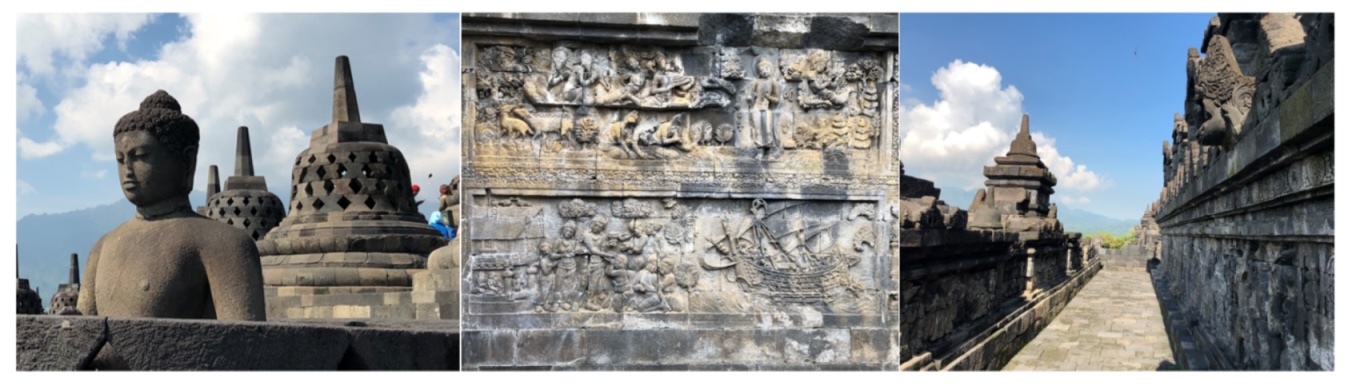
113 90 199 208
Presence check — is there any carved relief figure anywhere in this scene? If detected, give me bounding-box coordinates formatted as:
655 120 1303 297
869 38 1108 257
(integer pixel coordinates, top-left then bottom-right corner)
1190 35 1256 148
748 56 782 159
499 104 535 138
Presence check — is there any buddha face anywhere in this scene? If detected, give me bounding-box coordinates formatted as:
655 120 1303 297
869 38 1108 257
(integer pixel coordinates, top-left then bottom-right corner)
115 130 194 207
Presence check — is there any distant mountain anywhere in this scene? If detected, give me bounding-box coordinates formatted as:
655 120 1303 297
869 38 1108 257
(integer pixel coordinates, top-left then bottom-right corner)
917 186 1136 237
16 192 208 300
1057 206 1136 236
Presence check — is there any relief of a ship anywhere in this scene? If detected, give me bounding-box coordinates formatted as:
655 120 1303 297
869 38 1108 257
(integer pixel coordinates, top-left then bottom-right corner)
700 199 852 303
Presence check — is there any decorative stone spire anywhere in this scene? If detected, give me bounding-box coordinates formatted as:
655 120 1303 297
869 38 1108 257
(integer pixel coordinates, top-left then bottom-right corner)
234 126 254 177
206 165 220 200
333 56 361 123
68 253 80 286
1006 114 1038 158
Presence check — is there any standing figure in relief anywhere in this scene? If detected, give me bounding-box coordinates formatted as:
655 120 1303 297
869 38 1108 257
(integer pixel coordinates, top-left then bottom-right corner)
748 56 781 159
554 220 584 310
582 215 615 311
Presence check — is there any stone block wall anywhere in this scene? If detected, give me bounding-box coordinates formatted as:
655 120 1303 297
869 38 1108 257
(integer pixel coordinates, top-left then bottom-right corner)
1154 13 1333 371
461 13 900 370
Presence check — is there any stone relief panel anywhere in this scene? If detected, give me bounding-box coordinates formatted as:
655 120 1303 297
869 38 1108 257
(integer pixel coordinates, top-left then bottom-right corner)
464 196 889 315
470 43 890 165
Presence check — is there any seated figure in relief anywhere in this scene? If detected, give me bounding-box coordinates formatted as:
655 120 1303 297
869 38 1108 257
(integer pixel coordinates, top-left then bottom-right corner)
78 90 266 322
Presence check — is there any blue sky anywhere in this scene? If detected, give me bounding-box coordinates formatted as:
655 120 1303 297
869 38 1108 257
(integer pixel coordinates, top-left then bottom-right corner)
16 13 461 218
898 13 1213 220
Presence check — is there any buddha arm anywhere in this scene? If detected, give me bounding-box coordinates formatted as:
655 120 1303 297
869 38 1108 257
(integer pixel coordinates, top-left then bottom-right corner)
76 237 104 316
202 235 267 321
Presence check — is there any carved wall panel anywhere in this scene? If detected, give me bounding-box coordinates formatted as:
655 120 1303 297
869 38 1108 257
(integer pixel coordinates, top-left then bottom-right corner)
462 13 900 369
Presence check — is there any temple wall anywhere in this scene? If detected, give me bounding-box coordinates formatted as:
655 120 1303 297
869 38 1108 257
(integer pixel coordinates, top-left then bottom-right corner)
1154 13 1333 371
460 13 900 370
898 225 1096 370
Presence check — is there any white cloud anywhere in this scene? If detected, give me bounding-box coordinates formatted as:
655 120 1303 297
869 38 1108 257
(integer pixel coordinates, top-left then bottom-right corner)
19 14 461 204
388 44 463 188
17 180 37 196
899 60 1105 192
1030 132 1105 191
17 81 45 122
18 133 64 159
17 14 155 76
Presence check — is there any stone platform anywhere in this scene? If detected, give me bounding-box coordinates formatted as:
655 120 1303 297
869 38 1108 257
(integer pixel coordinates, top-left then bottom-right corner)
1004 269 1174 371
16 315 459 370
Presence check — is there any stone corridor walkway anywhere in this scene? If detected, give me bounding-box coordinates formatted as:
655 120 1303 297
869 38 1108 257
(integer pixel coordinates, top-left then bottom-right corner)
1004 270 1175 371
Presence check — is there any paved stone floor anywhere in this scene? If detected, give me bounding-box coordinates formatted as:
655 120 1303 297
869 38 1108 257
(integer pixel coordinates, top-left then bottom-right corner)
1004 270 1176 371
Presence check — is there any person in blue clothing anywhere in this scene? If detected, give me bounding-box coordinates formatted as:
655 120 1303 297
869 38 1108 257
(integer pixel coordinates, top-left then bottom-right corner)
428 210 451 239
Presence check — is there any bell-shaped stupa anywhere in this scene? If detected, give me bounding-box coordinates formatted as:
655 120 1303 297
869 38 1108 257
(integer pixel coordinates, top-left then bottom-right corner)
257 56 446 290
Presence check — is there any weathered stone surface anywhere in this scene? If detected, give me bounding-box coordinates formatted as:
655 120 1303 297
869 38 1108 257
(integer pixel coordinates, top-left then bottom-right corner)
16 315 107 371
462 12 899 370
104 317 350 370
17 316 460 371
1154 13 1333 371
203 127 286 241
82 90 266 321
257 56 446 290
340 327 459 370
899 102 1088 372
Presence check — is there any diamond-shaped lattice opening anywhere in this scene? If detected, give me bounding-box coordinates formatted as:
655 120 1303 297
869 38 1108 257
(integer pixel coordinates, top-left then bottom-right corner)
233 207 241 216
312 199 325 210
250 207 258 216
251 230 261 240
349 179 364 193
338 164 347 178
291 186 298 198
218 208 226 217
296 201 304 210
361 164 371 178
315 166 327 179
326 154 337 164
227 198 234 206
323 180 335 195
304 183 314 197
337 196 351 210
243 197 250 205
364 196 377 209
243 218 251 227
368 152 379 163
347 152 357 163
307 154 317 164
297 168 308 181
295 155 303 166
226 219 234 225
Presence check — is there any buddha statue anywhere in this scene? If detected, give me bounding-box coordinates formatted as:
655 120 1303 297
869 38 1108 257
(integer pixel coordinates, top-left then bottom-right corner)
78 90 266 322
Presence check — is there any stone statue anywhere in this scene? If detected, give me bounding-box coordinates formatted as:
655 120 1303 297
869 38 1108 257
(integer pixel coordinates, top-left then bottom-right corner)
79 90 266 321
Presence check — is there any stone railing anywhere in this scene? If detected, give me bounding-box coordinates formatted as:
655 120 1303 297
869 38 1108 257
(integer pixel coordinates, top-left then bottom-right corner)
899 225 1097 370
17 315 459 371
